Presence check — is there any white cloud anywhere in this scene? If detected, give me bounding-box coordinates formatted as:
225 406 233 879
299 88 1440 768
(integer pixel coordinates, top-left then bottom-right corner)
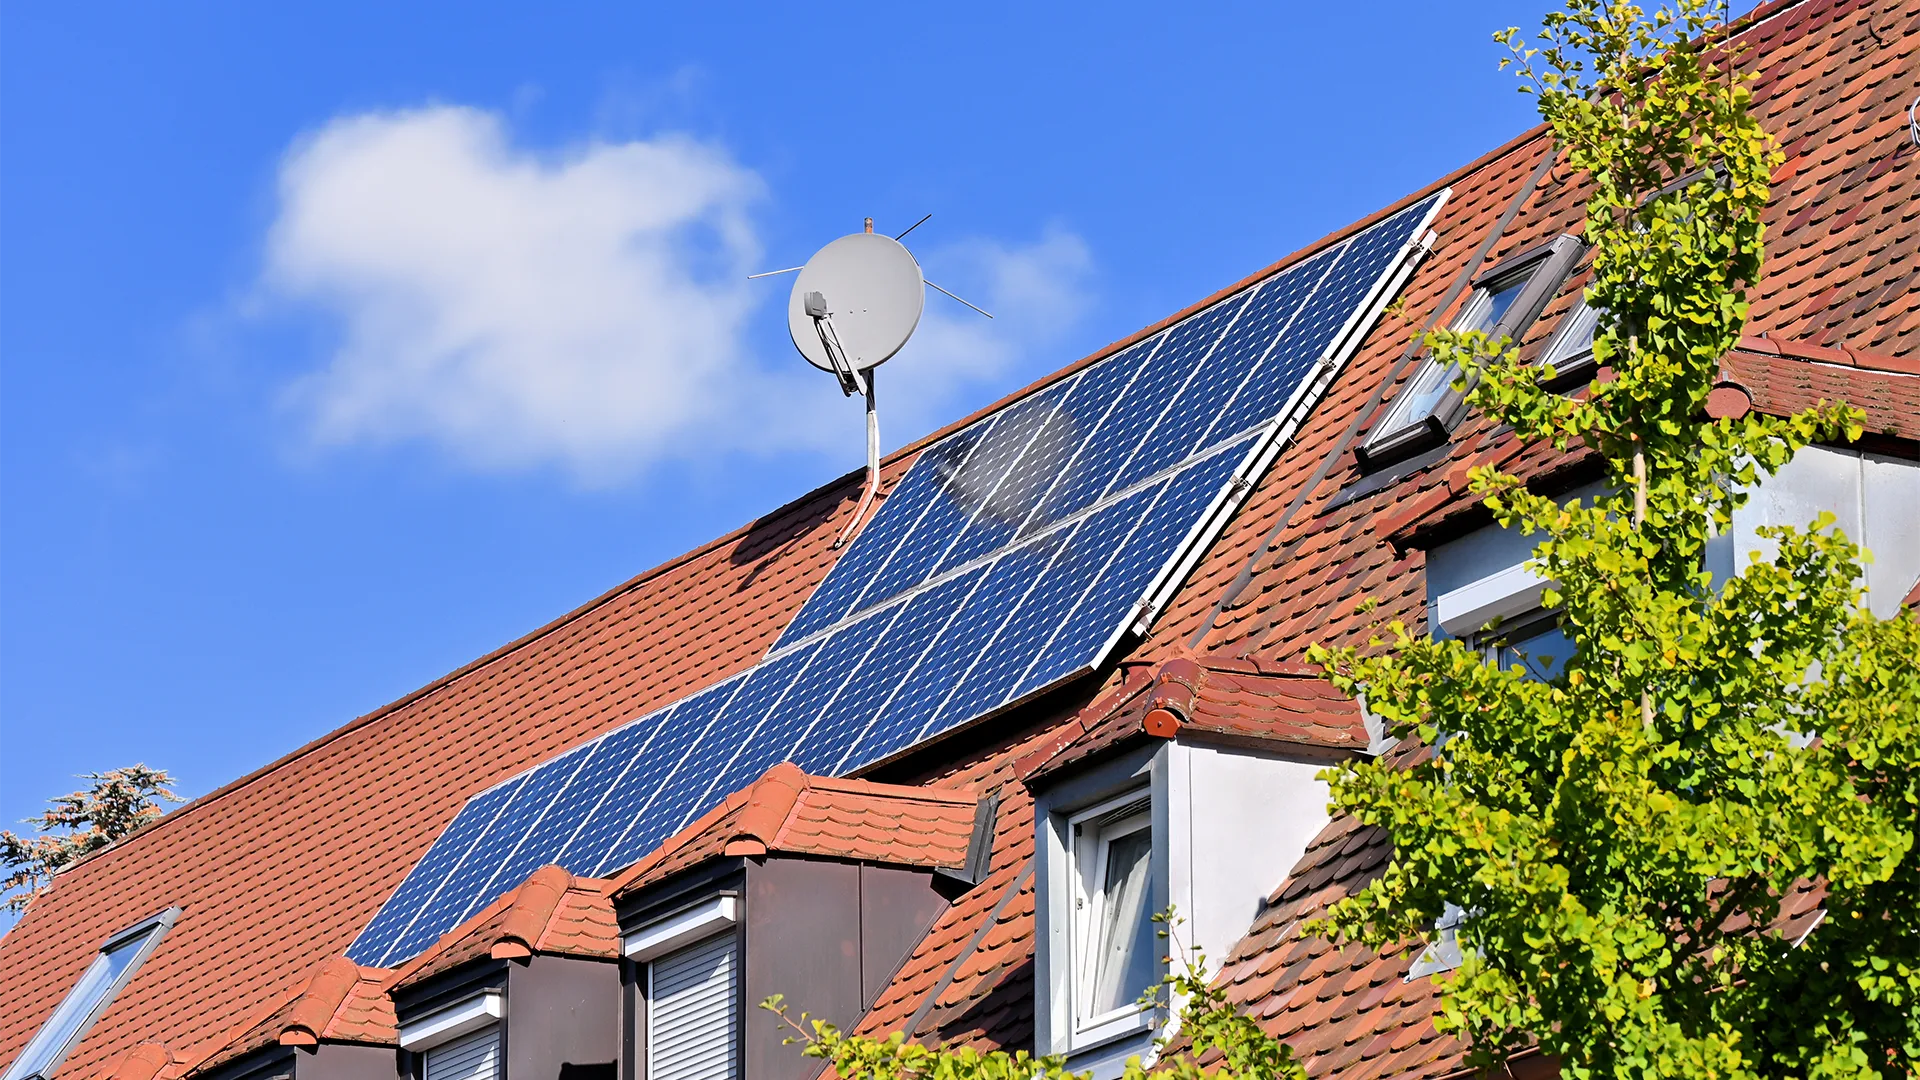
263 105 1092 483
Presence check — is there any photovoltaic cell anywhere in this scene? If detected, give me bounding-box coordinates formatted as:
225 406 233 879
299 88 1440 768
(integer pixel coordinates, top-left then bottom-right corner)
345 190 1446 967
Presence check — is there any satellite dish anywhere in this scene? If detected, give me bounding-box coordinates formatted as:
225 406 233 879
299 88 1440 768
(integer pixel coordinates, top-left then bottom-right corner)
752 217 990 549
787 231 925 388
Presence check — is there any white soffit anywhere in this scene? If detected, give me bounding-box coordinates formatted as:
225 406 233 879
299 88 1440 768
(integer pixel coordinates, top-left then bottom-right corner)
398 991 504 1052
623 896 738 962
1434 562 1553 638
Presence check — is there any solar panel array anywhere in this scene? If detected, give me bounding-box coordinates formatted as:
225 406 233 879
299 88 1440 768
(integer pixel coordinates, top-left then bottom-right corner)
346 190 1447 967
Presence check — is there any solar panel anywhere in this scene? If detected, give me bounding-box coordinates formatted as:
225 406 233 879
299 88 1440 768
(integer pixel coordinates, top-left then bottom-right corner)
345 190 1447 967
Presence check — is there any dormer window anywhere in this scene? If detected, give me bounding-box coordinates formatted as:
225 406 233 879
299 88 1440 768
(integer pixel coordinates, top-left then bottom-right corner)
1359 235 1586 467
2 908 179 1080
1033 724 1342 1075
626 899 742 1080
1069 793 1156 1037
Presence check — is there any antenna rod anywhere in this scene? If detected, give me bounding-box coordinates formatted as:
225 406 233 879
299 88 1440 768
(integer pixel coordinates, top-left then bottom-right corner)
746 265 805 279
834 369 881 549
926 278 994 319
895 213 932 240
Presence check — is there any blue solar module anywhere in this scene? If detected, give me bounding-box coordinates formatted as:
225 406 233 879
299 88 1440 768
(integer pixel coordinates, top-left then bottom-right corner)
345 190 1447 967
347 772 528 966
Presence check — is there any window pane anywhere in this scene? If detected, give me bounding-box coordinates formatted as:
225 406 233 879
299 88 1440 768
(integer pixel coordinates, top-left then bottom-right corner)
1378 358 1458 435
1541 301 1599 370
1470 276 1528 334
1489 620 1573 682
1371 272 1531 441
1087 826 1155 1016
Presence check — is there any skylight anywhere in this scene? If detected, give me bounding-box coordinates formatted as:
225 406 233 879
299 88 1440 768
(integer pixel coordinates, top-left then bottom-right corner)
2 908 179 1080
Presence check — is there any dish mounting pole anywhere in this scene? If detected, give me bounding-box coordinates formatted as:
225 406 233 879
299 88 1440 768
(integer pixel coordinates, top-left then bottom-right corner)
835 369 880 549
805 283 882 549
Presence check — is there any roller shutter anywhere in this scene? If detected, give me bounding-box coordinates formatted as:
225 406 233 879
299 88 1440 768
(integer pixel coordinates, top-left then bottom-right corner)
648 932 740 1080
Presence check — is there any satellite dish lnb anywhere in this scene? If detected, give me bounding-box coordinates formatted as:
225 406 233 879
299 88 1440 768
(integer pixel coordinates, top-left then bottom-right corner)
787 230 925 394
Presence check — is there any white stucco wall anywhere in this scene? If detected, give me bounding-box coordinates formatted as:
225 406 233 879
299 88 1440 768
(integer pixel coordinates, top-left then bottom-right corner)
1716 444 1920 618
1166 742 1331 975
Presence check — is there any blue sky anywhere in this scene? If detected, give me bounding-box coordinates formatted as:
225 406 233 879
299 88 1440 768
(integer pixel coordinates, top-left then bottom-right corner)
1 2 1555 887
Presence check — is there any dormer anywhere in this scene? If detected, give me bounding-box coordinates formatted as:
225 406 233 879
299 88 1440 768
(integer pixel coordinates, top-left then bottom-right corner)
1016 658 1369 1076
375 868 621 1080
608 764 993 1080
185 958 399 1080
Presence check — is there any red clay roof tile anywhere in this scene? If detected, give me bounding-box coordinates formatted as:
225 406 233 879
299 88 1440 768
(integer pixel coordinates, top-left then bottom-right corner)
608 766 982 897
385 869 618 992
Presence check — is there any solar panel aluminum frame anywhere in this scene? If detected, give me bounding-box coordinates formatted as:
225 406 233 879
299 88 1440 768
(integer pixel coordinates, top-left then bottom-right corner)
1111 205 1446 650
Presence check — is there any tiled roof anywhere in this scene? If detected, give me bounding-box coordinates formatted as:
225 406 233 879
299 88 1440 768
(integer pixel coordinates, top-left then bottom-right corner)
3 2 1912 1079
385 866 620 992
95 1046 172 1080
607 763 984 896
1724 336 1920 441
182 958 395 1078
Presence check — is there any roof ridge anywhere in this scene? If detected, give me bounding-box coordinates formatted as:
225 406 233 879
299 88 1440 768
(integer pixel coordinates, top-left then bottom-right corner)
493 865 573 958
278 956 362 1047
1739 333 1920 377
798 775 980 802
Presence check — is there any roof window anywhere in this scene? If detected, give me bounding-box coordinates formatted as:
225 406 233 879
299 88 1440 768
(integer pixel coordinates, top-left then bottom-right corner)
1537 297 1601 386
1406 903 1468 979
1359 235 1585 467
2 908 180 1080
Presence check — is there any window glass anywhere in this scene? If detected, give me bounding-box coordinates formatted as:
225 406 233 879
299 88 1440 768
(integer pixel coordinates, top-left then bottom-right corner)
1071 798 1156 1027
1087 825 1155 1015
1407 903 1468 978
1477 611 1574 683
1540 299 1599 372
3 913 174 1080
1374 269 1534 438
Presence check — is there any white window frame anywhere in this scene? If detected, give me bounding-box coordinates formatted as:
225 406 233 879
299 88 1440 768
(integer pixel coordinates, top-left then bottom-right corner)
637 903 741 1080
1406 903 1469 979
2 908 179 1080
398 992 505 1052
1065 790 1157 1046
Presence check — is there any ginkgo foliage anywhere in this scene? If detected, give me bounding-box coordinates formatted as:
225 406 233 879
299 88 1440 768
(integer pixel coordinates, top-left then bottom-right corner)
1308 2 1919 1079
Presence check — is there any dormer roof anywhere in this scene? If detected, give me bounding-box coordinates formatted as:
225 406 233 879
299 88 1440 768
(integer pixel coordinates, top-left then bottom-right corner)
608 763 985 897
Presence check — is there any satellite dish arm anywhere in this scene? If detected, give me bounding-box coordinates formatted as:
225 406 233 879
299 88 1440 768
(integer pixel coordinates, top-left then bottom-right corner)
834 369 880 549
806 291 867 397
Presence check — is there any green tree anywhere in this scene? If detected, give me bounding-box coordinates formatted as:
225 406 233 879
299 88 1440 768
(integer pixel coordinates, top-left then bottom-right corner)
1307 2 1919 1078
1 765 184 913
